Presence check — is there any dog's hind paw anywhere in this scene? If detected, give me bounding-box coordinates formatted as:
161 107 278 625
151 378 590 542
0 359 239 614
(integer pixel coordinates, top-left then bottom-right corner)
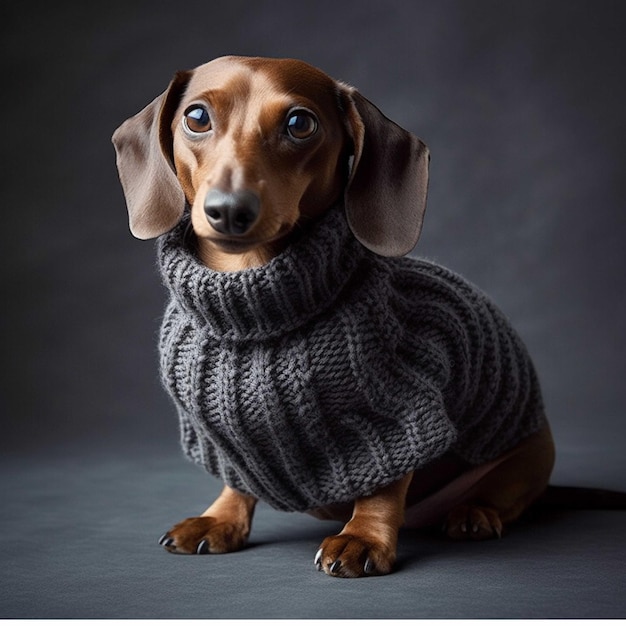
314 534 395 578
158 515 249 554
443 504 503 541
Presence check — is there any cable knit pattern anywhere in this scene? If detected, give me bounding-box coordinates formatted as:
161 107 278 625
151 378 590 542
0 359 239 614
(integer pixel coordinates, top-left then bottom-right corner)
157 206 545 512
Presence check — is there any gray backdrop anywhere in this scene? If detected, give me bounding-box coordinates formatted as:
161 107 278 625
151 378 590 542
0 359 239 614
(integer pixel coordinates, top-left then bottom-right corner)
2 0 625 619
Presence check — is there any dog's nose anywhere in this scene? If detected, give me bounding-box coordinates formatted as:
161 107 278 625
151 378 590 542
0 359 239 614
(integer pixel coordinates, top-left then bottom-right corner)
204 189 260 236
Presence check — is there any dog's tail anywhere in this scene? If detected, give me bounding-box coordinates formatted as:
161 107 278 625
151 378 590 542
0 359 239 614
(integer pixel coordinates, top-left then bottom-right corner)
532 485 626 511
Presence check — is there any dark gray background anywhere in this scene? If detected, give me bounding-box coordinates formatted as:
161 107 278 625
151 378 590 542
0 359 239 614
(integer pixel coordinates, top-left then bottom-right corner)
2 0 625 619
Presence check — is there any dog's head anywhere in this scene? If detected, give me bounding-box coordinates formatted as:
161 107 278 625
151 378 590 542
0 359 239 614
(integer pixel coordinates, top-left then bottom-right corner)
112 55 429 258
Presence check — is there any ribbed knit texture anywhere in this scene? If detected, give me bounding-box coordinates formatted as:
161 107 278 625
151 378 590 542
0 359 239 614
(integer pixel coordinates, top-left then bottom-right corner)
157 206 545 512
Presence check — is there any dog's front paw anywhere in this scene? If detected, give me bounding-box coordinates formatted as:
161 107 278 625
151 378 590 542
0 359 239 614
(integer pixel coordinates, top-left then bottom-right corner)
314 534 395 578
159 516 249 555
443 504 503 540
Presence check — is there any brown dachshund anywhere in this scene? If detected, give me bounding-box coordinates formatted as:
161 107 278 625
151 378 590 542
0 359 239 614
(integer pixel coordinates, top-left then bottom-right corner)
112 55 557 577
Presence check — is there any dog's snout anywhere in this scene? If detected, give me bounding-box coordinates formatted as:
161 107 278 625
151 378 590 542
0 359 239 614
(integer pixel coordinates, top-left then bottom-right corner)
204 189 260 236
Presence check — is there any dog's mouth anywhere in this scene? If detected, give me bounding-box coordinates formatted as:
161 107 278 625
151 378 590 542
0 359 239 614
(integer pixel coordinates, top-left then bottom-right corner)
207 238 261 253
203 222 296 253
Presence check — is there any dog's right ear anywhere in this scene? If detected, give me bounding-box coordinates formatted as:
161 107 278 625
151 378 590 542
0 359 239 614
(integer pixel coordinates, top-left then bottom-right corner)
112 71 191 239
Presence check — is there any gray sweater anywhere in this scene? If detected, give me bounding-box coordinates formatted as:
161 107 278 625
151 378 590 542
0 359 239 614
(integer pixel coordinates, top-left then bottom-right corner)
157 206 545 512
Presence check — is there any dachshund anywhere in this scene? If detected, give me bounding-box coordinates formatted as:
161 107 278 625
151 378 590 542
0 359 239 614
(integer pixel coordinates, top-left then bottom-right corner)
112 55 560 578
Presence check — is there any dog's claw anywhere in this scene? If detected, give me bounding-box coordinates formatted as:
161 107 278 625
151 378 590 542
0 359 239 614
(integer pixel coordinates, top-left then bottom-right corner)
364 558 374 575
314 548 323 570
314 549 342 575
159 534 174 548
196 539 209 554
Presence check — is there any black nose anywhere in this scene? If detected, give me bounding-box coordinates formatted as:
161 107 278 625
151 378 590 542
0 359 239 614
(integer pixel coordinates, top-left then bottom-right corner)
204 189 260 236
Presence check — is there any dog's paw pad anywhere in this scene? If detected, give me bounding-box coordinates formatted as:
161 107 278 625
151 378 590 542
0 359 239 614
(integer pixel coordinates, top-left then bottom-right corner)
443 504 503 541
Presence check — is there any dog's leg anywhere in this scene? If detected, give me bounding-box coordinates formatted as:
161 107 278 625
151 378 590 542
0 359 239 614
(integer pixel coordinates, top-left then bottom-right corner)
314 472 413 577
443 423 555 540
159 485 257 554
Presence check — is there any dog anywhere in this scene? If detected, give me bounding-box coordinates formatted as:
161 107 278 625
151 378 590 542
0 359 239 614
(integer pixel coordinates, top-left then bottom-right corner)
112 55 561 578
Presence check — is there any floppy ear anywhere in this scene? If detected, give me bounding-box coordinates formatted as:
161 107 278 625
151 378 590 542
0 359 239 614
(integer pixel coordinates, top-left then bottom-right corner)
340 87 430 257
112 71 191 239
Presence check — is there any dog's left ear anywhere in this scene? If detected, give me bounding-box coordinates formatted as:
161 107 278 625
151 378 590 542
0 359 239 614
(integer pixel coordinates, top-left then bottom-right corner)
340 87 430 257
112 71 191 239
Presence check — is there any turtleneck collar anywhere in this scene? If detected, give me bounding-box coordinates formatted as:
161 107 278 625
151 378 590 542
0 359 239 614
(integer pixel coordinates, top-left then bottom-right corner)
157 205 369 341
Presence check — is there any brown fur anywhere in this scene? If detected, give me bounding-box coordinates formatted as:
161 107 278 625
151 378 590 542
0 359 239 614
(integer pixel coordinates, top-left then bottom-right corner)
113 56 555 577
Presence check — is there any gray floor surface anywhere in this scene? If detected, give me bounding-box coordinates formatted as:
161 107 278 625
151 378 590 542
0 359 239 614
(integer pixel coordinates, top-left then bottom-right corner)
2 439 625 620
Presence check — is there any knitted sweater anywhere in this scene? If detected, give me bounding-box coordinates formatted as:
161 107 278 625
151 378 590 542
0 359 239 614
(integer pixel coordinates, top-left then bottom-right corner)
157 206 545 512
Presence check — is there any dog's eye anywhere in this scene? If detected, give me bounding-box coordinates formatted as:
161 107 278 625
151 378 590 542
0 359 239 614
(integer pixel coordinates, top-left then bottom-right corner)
286 110 318 140
183 105 212 135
